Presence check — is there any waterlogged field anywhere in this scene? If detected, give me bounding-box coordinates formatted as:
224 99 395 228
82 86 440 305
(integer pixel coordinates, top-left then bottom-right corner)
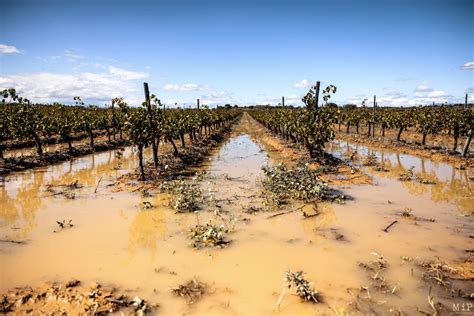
1 113 473 315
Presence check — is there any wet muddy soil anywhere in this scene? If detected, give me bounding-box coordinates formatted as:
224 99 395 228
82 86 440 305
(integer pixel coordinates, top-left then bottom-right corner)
0 113 472 315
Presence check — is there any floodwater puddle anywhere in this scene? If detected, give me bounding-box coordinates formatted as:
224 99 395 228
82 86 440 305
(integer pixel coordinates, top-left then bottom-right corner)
1 115 472 314
329 140 474 214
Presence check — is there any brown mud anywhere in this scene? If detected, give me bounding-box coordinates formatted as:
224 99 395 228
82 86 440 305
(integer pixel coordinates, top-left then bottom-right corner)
0 280 155 315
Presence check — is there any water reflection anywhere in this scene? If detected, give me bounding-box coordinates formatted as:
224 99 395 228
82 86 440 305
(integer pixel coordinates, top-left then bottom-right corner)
0 147 140 238
128 208 168 259
330 140 474 213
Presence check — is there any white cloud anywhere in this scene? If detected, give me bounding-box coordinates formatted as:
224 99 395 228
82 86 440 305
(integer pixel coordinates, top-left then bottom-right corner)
409 84 454 105
64 49 84 60
427 90 450 98
0 68 150 104
262 94 303 106
377 93 409 107
200 91 234 105
38 50 84 62
108 66 149 80
163 83 208 92
414 85 433 92
160 90 235 107
344 89 451 107
293 79 311 89
0 44 21 54
462 61 474 70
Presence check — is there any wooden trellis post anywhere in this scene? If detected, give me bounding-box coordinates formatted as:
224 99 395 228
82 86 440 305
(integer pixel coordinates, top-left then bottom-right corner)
143 82 158 169
461 93 471 157
462 129 472 158
372 95 376 137
314 81 320 109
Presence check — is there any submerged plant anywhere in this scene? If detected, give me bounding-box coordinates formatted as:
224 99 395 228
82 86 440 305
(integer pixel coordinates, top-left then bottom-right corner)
363 153 378 166
400 207 413 217
54 219 74 232
188 221 230 249
160 179 202 212
281 270 319 303
398 167 436 184
261 163 345 207
415 259 471 299
357 253 400 296
142 201 153 209
172 279 206 304
396 207 436 222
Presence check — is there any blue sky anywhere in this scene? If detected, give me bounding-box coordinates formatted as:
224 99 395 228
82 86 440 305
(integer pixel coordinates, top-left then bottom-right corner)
0 0 472 107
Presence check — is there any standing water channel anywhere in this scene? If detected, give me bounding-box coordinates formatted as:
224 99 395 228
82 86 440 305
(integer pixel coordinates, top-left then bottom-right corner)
1 114 473 315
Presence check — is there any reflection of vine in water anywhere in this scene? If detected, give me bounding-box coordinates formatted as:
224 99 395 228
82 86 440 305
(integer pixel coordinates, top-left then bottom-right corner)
128 205 168 260
1 171 45 239
367 150 472 212
0 147 139 240
334 142 473 212
47 149 135 189
301 203 336 242
386 154 472 212
431 177 473 213
0 185 19 228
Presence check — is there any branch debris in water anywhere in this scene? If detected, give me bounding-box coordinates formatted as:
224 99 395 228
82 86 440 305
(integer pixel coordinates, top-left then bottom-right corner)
415 259 473 299
160 179 202 212
53 219 74 232
172 279 206 304
281 270 319 304
188 221 230 249
261 163 345 208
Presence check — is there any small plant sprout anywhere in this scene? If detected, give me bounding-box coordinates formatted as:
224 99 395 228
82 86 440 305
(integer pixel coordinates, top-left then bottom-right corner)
160 180 202 212
188 221 230 249
142 201 153 209
400 207 413 217
172 279 206 304
280 270 319 305
54 219 74 232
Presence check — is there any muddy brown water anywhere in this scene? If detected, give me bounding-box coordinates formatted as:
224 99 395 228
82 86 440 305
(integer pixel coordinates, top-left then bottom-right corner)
1 114 472 315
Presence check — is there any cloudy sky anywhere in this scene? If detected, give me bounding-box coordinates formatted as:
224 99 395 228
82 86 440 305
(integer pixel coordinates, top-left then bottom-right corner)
0 0 472 107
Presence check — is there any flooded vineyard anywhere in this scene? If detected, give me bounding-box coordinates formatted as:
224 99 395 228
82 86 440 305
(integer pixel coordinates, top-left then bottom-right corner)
1 114 472 315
